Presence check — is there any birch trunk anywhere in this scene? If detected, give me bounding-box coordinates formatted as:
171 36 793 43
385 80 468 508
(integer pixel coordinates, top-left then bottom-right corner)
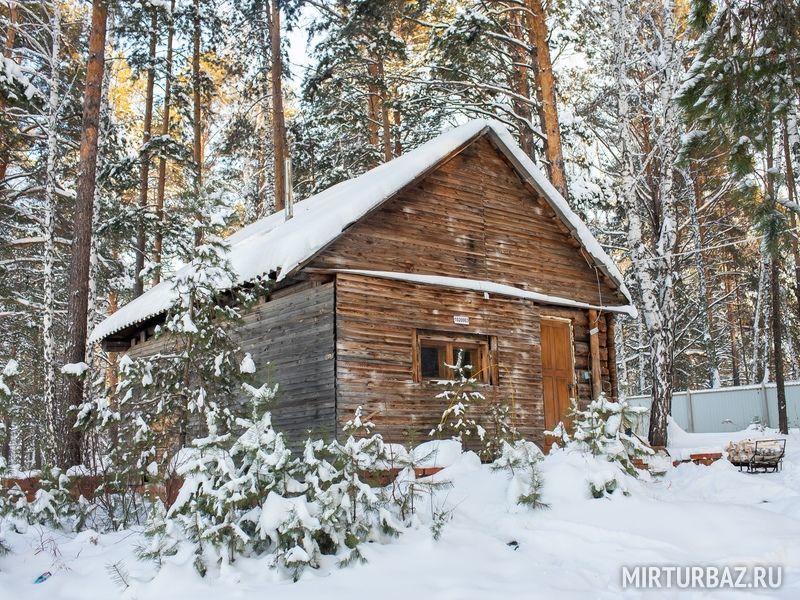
42 0 61 464
153 0 174 284
192 0 204 245
134 10 158 296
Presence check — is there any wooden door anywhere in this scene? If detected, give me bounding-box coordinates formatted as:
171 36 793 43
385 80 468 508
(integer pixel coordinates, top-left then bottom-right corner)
541 319 575 449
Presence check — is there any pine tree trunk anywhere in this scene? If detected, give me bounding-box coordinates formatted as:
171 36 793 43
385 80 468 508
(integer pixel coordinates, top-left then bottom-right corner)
393 110 401 157
42 0 62 464
771 258 788 433
134 10 158 296
192 0 203 244
366 60 381 153
765 134 788 433
687 167 720 387
268 0 286 212
509 9 534 157
379 60 392 162
525 0 568 199
0 3 18 184
63 0 108 468
723 267 741 386
153 0 174 285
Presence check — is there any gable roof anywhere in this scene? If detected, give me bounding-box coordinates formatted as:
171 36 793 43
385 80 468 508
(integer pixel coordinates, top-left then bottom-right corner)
90 119 634 345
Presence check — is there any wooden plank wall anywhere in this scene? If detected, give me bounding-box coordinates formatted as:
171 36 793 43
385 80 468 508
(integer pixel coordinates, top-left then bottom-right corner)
334 273 612 448
311 135 624 307
126 282 337 447
237 282 336 444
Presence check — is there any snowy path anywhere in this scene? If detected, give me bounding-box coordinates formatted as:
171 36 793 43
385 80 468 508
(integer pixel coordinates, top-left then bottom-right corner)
2 430 800 599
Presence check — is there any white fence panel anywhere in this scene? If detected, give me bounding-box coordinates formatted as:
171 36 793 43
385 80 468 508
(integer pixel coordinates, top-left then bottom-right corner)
626 381 800 434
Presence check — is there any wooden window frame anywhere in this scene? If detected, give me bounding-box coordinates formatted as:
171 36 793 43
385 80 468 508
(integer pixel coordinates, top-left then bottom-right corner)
412 330 498 385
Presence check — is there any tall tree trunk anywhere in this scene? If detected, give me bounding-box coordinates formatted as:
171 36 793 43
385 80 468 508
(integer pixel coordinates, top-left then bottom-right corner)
134 10 158 296
378 61 392 162
509 9 534 157
63 0 108 468
782 119 800 330
268 0 286 212
366 60 381 153
0 3 19 184
42 0 62 464
723 266 741 386
153 0 174 285
765 136 788 433
525 0 568 199
192 0 203 244
687 167 720 387
771 258 787 433
393 110 401 157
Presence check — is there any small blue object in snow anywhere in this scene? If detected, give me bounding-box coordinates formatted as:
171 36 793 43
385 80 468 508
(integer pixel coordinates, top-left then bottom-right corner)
34 571 52 584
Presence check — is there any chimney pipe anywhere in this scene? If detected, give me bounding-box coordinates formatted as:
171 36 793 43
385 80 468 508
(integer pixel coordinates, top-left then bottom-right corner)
284 157 294 220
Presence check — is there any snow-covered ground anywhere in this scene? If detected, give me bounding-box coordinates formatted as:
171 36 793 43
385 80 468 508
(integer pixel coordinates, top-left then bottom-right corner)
3 424 800 599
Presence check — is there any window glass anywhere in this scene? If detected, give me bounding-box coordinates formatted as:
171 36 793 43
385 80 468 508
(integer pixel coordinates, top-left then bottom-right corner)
421 345 445 379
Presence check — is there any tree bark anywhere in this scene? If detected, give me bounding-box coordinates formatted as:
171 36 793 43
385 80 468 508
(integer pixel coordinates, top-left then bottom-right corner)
378 60 392 162
782 120 800 329
134 10 158 296
192 0 203 244
771 259 788 433
509 8 534 157
0 3 19 184
268 0 286 212
42 0 62 464
63 0 108 468
723 266 741 386
525 0 568 199
687 167 720 387
366 61 381 153
153 0 175 285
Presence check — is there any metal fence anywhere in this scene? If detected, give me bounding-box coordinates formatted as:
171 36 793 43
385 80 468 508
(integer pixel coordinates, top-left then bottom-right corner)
625 381 800 434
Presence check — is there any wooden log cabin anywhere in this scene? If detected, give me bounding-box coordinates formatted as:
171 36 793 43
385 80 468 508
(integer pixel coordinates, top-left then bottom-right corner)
90 120 636 450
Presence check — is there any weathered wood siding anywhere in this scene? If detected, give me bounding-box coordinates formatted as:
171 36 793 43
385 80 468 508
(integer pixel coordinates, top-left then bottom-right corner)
334 273 612 447
126 282 336 446
310 134 624 306
238 282 336 444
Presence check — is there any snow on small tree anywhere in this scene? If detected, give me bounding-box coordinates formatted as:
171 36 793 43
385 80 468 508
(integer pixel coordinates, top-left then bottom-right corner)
327 407 401 566
86 197 271 515
0 359 18 457
483 401 519 461
430 352 487 447
492 440 548 510
548 394 652 498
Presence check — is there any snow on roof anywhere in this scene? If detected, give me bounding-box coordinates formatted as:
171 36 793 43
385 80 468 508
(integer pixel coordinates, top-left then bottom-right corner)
331 270 637 316
90 119 633 344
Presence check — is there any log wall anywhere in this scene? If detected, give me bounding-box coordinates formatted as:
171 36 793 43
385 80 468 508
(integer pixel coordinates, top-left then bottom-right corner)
334 273 612 448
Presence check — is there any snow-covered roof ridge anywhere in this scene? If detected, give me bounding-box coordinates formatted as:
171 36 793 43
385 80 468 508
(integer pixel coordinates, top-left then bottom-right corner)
90 119 631 344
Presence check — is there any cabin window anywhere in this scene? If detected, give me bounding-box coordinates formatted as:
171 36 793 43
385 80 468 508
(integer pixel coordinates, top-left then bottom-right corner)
414 331 496 384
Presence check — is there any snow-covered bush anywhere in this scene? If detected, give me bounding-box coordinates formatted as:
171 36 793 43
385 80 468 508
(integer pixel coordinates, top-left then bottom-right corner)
547 394 652 498
1 467 90 532
325 407 402 565
0 359 18 455
492 440 548 509
142 394 411 581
